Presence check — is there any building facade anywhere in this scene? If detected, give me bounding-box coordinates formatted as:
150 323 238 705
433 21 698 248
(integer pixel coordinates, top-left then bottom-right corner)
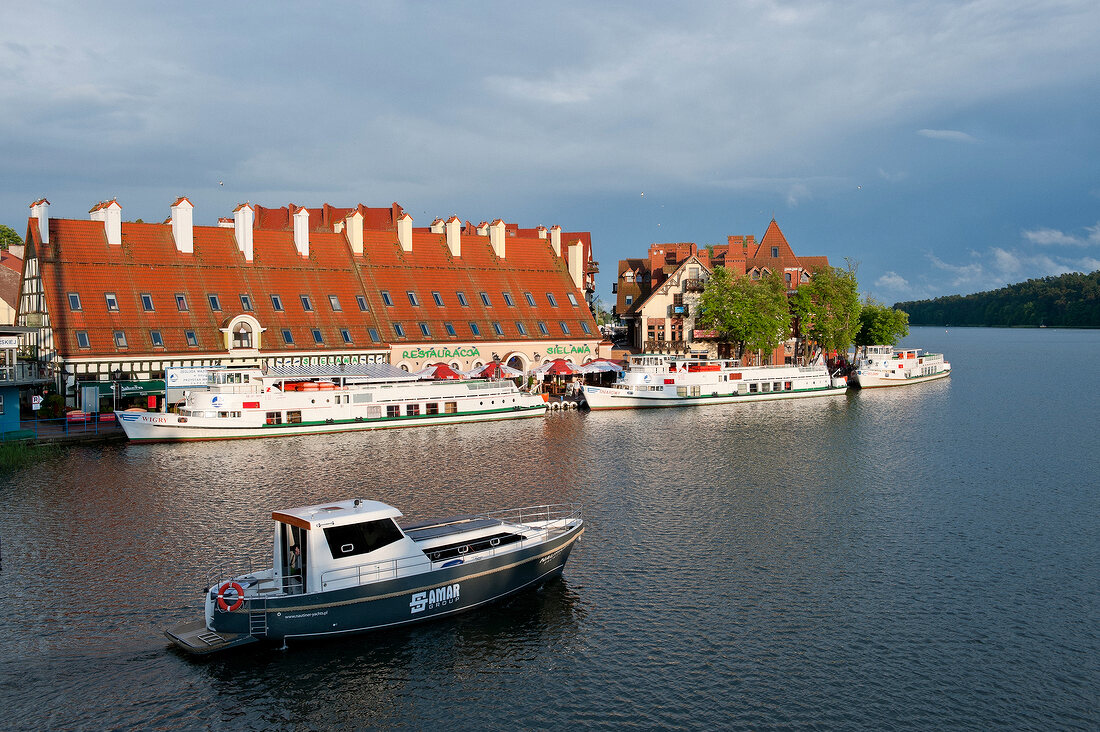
19 198 606 408
613 220 830 356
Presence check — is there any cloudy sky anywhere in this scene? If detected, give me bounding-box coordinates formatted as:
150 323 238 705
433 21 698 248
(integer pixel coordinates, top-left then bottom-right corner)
3 1 1098 306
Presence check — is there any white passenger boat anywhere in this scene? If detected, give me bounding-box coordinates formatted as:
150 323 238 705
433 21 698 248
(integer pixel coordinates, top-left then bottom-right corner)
165 499 583 654
116 364 546 442
581 353 848 410
851 345 951 388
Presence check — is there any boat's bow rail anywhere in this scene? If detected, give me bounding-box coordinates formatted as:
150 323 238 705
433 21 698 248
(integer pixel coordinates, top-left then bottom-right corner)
476 503 582 534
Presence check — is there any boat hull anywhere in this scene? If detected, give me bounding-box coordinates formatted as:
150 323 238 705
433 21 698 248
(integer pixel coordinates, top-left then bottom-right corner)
167 522 582 652
583 383 848 410
118 404 545 442
853 368 951 388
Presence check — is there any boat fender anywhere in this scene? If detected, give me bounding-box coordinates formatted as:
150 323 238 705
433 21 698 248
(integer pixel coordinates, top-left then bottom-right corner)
216 581 245 612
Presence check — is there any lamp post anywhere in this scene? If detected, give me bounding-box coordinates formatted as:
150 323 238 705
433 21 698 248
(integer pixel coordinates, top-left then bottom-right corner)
112 368 123 413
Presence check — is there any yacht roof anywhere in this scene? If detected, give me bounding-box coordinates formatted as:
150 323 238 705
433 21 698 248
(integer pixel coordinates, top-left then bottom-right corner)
273 499 402 531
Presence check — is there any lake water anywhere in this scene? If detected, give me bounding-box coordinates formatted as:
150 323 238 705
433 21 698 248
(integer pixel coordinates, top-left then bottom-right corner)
1 327 1097 730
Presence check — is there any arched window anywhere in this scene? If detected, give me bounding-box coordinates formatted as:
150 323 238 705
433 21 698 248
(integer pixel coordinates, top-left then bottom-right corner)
233 322 253 349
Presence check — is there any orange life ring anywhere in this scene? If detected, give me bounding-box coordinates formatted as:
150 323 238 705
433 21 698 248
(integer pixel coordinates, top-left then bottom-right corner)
216 581 245 612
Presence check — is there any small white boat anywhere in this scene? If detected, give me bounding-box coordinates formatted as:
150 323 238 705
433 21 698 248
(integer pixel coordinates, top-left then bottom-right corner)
165 499 583 654
116 363 546 441
582 353 848 410
851 345 951 388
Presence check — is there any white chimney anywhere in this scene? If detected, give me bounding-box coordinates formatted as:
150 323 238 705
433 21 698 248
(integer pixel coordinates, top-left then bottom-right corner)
345 210 364 255
445 216 461 257
476 221 489 236
293 207 310 257
489 219 506 258
537 226 547 239
29 198 49 244
90 199 122 246
550 225 562 256
567 240 584 289
397 213 413 252
217 218 234 228
430 218 445 234
233 203 254 262
171 197 194 254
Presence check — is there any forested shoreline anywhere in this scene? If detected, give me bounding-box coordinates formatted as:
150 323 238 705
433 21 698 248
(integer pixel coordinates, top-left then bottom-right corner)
895 271 1100 327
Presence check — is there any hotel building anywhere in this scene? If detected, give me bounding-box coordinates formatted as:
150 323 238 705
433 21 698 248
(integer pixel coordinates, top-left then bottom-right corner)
613 219 829 357
18 198 605 407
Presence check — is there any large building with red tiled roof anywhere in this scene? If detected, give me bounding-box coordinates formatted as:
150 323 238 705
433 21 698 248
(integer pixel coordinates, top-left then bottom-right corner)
612 219 830 355
18 198 605 407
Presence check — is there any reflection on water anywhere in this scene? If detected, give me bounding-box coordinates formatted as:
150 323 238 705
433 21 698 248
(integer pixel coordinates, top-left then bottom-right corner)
1 328 1097 730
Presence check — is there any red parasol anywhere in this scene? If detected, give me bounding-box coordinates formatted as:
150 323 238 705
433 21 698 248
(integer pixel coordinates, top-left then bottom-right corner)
415 362 463 380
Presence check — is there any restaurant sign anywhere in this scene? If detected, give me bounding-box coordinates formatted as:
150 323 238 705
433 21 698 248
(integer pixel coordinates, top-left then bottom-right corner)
545 344 592 356
400 346 481 360
692 329 718 339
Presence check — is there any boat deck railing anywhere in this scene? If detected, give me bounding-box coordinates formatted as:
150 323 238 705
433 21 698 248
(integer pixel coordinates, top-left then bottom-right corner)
318 503 582 591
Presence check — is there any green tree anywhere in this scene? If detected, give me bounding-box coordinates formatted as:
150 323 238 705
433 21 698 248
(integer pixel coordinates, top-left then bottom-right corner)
855 298 909 351
790 263 862 358
0 224 22 251
698 267 791 361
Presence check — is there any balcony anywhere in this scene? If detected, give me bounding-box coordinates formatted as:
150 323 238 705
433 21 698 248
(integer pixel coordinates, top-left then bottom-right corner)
587 261 599 274
669 304 690 317
0 362 51 386
683 278 705 292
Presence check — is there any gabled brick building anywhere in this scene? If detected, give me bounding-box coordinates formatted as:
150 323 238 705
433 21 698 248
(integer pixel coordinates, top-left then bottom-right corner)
19 198 605 406
612 219 829 354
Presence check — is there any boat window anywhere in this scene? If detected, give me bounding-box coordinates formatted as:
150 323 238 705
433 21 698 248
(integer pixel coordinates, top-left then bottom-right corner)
407 404 420 416
387 405 400 418
426 403 439 415
444 402 458 414
323 519 403 560
287 410 302 424
266 411 282 425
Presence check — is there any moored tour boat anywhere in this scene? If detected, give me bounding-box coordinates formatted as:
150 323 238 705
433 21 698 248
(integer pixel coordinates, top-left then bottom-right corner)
116 363 546 441
166 499 583 654
581 353 848 410
851 345 951 388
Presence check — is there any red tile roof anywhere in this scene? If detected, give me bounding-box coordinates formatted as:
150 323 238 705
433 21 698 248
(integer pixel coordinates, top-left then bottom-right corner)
27 208 597 359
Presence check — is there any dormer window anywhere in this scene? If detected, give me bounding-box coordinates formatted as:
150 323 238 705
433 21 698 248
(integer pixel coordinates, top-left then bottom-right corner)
233 322 253 349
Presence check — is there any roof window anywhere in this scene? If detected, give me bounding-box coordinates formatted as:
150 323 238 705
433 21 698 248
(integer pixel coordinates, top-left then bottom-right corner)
282 329 294 345
240 294 254 312
381 291 394 307
537 321 549 335
567 292 579 307
492 322 504 336
502 292 515 307
479 292 491 306
329 295 342 311
105 293 119 312
407 291 420 306
68 293 82 311
271 294 284 311
300 295 313 312
341 329 352 344
393 322 405 337
559 321 570 335
580 321 592 335
419 322 431 337
432 291 444 306
444 322 457 337
546 293 559 307
311 328 324 344
150 330 164 347
524 292 535 306
516 321 528 336
469 322 481 336
771 246 779 257
368 328 380 343
185 330 198 346
113 330 128 348
76 330 90 349
356 295 369 312
457 292 469 307
208 294 222 312
141 293 154 311
175 293 189 311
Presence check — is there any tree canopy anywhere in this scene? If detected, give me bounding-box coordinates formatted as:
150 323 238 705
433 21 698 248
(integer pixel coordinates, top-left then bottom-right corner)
0 225 22 251
855 298 909 347
790 264 861 356
895 271 1100 327
698 267 791 361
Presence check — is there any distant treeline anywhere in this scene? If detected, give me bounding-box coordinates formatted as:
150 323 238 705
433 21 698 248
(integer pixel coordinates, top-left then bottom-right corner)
895 270 1100 327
